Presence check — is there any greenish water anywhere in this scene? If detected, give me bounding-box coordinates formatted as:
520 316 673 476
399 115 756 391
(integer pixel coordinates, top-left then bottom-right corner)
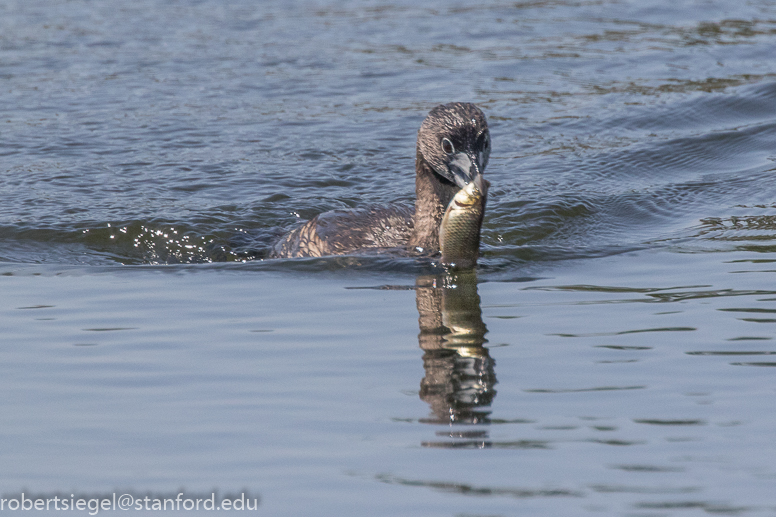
3 0 776 515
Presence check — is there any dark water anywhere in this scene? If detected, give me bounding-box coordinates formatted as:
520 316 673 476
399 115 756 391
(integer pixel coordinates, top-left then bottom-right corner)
3 0 776 515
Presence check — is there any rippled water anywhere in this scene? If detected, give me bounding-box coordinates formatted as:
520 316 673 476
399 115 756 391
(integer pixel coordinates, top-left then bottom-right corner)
3 0 776 515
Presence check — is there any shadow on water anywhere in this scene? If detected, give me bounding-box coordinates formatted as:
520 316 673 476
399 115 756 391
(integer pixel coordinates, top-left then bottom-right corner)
413 271 498 449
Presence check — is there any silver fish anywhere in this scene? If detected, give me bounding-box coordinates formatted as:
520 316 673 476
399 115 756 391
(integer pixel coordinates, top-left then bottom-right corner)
439 175 489 269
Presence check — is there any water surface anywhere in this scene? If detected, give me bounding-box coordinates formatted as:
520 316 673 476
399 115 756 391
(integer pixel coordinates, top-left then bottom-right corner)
2 0 776 515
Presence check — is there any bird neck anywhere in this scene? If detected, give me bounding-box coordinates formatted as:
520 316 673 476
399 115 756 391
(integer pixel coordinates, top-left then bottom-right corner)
409 150 458 252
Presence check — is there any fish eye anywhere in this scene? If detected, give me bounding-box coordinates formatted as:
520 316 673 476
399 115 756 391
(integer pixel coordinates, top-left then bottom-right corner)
441 138 455 155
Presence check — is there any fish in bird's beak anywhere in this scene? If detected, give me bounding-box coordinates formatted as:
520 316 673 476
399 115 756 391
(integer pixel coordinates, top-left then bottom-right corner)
439 176 489 270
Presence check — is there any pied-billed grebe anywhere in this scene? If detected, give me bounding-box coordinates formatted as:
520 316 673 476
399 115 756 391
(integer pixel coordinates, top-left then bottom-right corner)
270 102 490 260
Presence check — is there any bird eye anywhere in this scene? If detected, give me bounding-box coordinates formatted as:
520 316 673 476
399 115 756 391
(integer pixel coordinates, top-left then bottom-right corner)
480 132 490 151
441 138 454 154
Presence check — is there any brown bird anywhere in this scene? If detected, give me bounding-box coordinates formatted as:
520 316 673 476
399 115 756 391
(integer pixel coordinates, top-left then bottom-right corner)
270 102 490 261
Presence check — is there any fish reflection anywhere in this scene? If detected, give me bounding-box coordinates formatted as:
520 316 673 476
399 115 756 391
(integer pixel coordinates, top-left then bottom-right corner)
415 271 497 448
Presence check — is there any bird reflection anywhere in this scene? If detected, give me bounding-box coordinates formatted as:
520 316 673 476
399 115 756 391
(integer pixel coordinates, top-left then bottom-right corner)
415 271 497 448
